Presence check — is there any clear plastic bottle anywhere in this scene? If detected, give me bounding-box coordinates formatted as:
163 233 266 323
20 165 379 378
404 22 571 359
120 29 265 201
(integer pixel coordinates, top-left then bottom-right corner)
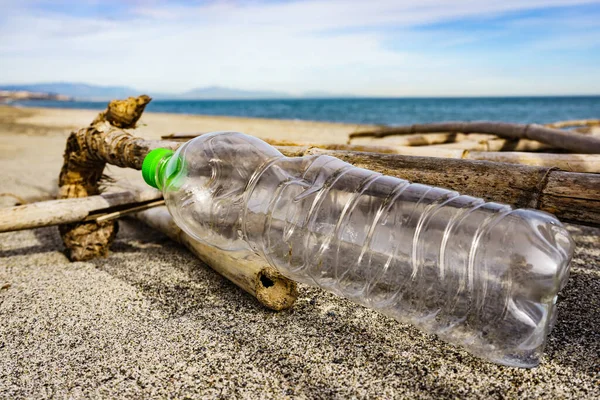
142 131 574 367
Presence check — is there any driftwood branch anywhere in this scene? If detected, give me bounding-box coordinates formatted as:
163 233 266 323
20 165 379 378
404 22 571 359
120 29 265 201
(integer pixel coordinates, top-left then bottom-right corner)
461 151 600 173
134 207 298 311
0 191 162 233
276 147 600 227
348 121 600 154
333 146 600 173
58 95 179 261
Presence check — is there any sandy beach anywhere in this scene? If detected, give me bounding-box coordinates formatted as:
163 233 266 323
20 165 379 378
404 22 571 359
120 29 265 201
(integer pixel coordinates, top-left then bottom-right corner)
0 105 598 398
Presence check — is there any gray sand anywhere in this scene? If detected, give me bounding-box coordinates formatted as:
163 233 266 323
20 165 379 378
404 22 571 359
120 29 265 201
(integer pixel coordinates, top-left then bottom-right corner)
0 106 598 398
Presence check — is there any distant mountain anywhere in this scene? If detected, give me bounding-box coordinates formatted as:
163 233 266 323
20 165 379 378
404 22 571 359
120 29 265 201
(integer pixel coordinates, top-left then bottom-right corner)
179 86 291 99
0 82 348 100
300 91 356 98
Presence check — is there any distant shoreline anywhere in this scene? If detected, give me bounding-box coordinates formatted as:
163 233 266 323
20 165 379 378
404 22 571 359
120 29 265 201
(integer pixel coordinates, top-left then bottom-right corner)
9 94 600 102
0 90 72 104
7 96 600 126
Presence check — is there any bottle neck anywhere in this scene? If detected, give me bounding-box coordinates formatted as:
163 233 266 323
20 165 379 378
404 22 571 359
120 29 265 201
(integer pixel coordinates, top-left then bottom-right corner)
155 154 174 190
142 148 175 190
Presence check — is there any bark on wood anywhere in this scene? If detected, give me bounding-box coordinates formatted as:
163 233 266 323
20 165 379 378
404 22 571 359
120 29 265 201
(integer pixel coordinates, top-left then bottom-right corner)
464 152 600 173
0 190 162 233
271 141 598 173
134 207 298 311
275 147 600 227
341 146 600 173
348 122 600 154
427 138 552 152
58 95 179 261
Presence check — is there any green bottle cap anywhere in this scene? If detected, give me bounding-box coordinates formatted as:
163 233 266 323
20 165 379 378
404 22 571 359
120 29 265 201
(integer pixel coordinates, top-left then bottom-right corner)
142 148 174 189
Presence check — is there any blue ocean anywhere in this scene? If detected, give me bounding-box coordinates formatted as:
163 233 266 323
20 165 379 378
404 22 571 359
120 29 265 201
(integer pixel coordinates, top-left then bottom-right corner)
14 96 600 125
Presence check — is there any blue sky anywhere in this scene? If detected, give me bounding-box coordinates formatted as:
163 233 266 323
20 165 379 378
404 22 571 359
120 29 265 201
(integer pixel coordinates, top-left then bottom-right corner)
0 0 599 96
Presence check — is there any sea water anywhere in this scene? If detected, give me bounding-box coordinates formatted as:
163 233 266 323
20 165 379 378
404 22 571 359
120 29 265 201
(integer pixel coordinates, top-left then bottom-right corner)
14 96 600 125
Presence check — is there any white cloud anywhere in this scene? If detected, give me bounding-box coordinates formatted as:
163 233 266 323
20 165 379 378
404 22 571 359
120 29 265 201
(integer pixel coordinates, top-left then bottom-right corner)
0 0 599 95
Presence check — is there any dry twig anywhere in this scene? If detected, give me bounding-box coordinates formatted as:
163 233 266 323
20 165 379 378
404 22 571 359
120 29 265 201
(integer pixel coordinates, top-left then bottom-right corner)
348 121 600 154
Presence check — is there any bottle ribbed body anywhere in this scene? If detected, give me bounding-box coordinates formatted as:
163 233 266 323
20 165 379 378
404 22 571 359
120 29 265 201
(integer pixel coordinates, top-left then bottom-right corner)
159 132 574 367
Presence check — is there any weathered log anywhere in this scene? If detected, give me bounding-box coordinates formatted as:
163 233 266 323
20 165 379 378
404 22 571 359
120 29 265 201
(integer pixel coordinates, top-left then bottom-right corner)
464 151 600 173
260 139 597 172
275 147 600 227
0 191 162 233
340 147 600 173
134 207 298 311
348 121 600 154
274 142 599 173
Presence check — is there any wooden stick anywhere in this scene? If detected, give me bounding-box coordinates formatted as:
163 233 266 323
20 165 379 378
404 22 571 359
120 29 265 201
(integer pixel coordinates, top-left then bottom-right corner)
94 200 165 222
134 207 298 311
0 191 162 233
344 147 600 173
464 151 600 173
348 121 600 154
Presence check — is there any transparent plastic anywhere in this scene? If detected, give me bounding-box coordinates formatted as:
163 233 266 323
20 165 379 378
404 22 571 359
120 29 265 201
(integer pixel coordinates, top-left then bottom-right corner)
150 131 574 367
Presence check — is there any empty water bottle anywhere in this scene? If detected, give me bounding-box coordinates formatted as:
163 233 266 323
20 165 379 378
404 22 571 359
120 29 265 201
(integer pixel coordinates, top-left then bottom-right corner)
142 131 574 367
